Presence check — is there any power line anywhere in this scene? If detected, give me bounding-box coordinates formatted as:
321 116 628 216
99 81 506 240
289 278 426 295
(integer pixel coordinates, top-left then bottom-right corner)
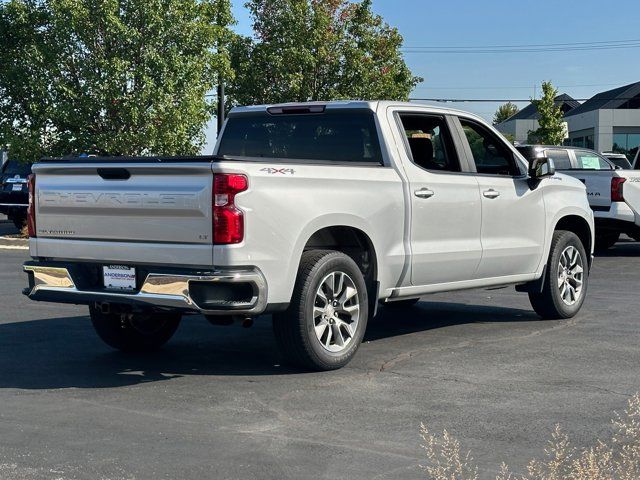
401 39 640 54
413 82 631 91
402 38 640 49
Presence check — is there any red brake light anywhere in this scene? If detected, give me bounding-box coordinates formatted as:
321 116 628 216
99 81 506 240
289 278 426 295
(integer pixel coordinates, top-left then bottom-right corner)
611 177 626 202
213 174 248 244
27 174 36 237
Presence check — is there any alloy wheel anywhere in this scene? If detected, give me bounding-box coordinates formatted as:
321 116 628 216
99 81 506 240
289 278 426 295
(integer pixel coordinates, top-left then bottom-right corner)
313 271 360 353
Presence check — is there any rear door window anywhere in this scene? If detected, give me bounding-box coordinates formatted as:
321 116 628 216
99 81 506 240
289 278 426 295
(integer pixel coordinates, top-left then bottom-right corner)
217 111 383 164
575 151 612 170
543 149 572 170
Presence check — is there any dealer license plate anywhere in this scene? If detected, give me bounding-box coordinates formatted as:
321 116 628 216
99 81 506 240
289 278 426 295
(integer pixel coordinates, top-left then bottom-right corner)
103 265 136 291
12 184 23 192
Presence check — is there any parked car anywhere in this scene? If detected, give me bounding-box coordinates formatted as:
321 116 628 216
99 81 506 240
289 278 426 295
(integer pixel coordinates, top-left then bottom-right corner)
634 149 640 169
602 152 632 170
23 101 594 370
517 145 640 249
0 160 32 229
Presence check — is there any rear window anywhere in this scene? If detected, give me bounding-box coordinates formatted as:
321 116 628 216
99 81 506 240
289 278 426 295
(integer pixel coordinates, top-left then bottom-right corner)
544 149 572 170
217 111 383 164
1 160 32 176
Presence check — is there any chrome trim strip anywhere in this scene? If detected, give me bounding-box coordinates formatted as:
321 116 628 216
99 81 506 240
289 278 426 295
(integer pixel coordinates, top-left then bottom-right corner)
23 265 268 316
0 203 29 207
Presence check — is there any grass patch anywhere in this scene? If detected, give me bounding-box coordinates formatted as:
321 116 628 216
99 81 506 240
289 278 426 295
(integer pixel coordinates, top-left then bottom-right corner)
420 393 640 480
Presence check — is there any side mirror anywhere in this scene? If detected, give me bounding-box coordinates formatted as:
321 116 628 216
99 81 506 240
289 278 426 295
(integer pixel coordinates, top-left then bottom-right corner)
529 157 556 179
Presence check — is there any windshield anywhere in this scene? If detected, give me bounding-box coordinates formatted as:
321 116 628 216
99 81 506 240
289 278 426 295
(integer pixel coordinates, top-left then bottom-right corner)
217 111 383 164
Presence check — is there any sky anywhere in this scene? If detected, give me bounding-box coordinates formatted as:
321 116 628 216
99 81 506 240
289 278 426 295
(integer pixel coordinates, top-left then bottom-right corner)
203 0 640 152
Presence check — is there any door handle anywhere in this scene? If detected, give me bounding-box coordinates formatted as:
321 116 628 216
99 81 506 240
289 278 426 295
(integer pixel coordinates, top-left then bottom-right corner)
483 189 500 199
414 188 435 199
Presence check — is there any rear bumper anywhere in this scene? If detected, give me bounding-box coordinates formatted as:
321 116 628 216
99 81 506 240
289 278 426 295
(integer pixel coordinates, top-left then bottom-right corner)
23 262 268 316
593 202 637 224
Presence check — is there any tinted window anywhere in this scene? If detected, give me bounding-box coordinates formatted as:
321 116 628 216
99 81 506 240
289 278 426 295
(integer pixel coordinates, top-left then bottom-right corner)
398 114 460 172
606 156 632 169
575 151 612 170
460 119 519 176
544 149 572 170
217 111 383 164
1 160 32 176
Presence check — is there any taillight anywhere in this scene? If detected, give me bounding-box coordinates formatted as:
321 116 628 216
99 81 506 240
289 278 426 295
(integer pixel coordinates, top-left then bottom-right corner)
27 174 36 237
213 174 248 244
611 177 626 202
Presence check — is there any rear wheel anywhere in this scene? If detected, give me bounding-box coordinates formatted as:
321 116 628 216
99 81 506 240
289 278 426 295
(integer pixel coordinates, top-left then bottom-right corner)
528 230 588 320
273 250 368 371
10 212 27 230
89 306 182 352
594 232 619 251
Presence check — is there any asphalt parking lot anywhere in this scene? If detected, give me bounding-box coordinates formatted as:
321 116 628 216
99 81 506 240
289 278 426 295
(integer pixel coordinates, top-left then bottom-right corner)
1 214 639 479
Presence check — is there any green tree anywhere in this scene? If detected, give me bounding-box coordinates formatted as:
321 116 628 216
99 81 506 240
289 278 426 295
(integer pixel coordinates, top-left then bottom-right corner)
528 81 566 145
228 0 422 106
0 0 234 162
493 102 519 125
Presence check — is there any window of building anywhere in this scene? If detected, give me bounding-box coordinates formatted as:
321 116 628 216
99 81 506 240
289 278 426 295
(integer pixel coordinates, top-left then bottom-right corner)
585 135 594 150
612 132 640 160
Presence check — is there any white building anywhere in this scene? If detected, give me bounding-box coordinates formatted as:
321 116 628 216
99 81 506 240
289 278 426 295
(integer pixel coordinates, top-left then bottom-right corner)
563 81 640 158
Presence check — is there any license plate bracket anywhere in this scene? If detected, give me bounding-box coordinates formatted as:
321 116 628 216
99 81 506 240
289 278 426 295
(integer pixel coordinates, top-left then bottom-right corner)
103 265 137 291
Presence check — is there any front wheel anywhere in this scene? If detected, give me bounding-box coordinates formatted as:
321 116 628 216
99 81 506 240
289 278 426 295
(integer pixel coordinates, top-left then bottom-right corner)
273 250 369 371
89 307 182 352
528 230 588 320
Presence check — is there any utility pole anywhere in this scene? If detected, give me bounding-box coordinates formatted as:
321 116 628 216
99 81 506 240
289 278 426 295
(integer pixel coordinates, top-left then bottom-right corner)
217 80 225 134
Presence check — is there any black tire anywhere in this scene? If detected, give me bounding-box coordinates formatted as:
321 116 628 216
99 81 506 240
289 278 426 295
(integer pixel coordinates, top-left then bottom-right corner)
384 298 420 309
11 212 27 230
528 230 589 320
89 306 182 352
594 232 619 252
273 250 369 371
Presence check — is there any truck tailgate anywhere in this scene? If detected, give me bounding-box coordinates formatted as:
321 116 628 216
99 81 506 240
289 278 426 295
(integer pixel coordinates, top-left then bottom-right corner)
573 170 612 209
32 161 214 265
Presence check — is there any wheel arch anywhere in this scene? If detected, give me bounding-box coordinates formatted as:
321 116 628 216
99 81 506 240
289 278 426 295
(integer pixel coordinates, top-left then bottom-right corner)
302 225 379 286
553 214 594 265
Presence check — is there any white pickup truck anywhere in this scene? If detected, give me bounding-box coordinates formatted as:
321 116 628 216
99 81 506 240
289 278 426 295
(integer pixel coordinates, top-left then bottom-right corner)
517 145 640 250
23 101 594 370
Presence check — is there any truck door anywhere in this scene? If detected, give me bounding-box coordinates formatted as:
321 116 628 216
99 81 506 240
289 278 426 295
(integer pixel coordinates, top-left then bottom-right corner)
457 117 546 278
393 113 482 286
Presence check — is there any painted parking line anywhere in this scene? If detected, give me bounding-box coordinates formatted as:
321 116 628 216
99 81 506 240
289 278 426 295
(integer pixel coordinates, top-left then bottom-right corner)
0 245 28 250
0 236 28 250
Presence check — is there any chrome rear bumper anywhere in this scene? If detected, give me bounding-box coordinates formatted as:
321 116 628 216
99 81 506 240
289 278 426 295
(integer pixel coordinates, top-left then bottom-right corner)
23 263 268 316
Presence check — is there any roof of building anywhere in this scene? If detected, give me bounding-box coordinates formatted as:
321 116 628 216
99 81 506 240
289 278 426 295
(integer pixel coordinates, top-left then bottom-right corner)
503 94 580 123
564 81 640 117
